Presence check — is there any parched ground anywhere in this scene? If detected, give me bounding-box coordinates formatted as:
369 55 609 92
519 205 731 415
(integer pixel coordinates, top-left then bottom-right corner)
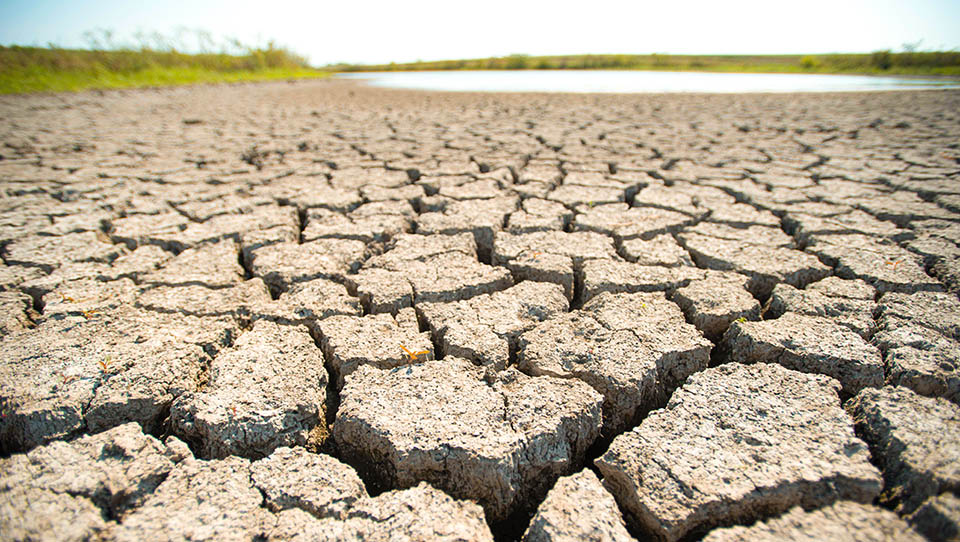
1 80 959 541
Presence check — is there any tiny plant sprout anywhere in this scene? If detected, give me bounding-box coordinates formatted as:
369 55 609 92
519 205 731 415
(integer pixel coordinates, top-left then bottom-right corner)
884 258 903 270
735 316 748 323
98 355 112 373
400 344 429 362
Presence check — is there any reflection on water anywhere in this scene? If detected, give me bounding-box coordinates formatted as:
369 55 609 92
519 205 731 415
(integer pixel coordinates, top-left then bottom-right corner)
336 70 960 94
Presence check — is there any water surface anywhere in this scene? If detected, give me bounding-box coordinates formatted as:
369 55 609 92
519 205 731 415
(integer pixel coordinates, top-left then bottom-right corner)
337 70 960 94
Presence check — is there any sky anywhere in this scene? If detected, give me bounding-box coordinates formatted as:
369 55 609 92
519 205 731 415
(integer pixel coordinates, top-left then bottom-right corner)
1 0 959 66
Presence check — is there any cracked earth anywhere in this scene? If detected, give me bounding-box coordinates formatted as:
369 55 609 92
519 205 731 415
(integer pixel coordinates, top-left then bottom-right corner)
1 80 959 541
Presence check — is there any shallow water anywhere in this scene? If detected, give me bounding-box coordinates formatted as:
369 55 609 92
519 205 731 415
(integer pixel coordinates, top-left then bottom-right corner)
337 69 960 94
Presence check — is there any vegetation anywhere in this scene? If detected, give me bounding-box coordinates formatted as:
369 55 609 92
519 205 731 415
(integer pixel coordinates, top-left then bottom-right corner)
332 51 960 76
0 33 327 94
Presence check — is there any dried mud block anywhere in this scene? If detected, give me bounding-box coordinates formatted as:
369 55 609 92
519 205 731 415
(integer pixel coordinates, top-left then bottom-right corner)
522 469 633 542
809 234 942 294
632 184 708 216
108 211 190 251
619 234 693 267
251 446 367 519
106 456 276 542
6 231 125 271
875 291 960 403
706 202 782 228
0 308 210 453
331 167 412 189
302 201 414 244
575 203 697 242
546 184 624 208
0 423 186 519
179 204 300 249
333 358 602 522
672 271 761 342
722 312 883 394
418 281 568 370
171 320 328 459
174 194 275 222
319 307 433 387
356 233 513 307
858 196 959 226
520 291 710 435
140 239 244 288
679 231 830 299
101 244 171 281
683 222 796 248
415 196 518 258
908 493 960 542
259 278 361 332
255 176 362 212
0 290 34 335
343 267 415 314
365 232 478 266
494 231 618 300
249 238 366 293
438 177 504 199
579 259 707 303
783 209 906 245
878 291 960 343
268 482 494 542
0 262 45 292
764 280 878 339
0 486 107 542
847 386 960 515
507 198 572 234
359 183 424 203
596 363 882 542
701 501 924 542
137 278 272 319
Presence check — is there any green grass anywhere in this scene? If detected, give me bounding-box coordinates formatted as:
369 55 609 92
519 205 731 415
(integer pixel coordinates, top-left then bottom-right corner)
0 45 329 94
332 52 960 77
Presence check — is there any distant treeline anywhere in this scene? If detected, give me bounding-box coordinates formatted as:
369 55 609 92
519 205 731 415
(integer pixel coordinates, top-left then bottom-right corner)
0 31 326 94
332 52 960 76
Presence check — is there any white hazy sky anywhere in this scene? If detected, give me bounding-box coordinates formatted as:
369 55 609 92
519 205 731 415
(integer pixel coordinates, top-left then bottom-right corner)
1 0 958 66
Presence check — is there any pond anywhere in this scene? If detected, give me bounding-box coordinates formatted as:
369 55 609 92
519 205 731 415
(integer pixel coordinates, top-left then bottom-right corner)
336 70 960 94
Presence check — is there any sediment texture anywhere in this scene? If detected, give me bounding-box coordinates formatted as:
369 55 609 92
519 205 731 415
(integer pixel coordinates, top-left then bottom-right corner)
1 80 958 540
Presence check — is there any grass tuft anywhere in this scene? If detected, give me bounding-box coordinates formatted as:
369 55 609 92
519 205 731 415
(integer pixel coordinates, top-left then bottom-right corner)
0 42 328 94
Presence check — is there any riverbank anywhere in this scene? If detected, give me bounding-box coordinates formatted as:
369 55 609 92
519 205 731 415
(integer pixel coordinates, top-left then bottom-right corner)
333 51 960 77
